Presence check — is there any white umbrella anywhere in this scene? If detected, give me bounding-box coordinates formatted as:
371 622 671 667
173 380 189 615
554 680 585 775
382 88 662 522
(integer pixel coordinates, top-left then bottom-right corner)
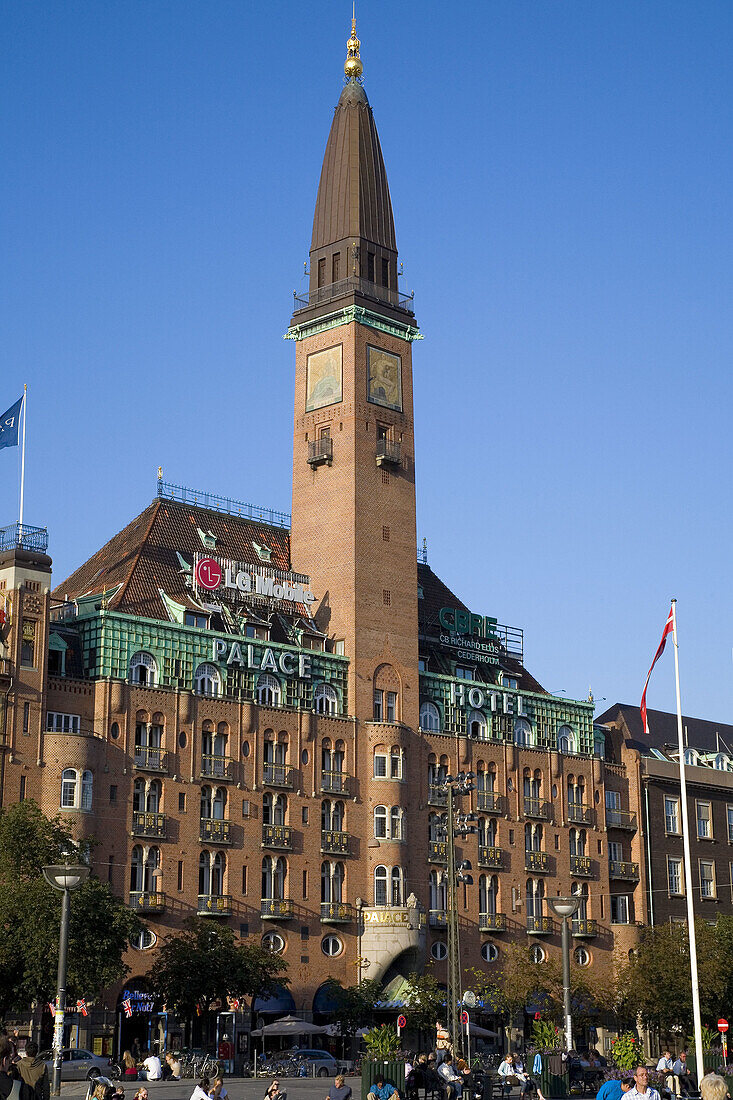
251 1015 328 1037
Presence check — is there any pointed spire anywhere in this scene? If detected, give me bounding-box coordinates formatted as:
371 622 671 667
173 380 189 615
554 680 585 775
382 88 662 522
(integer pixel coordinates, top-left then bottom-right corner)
344 5 363 81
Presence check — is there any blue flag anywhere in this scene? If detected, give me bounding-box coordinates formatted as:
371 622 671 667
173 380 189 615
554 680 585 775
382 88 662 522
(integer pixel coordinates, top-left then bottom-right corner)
0 396 23 450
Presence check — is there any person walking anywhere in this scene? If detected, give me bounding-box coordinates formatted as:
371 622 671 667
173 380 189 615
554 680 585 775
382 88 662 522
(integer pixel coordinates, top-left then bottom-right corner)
16 1042 49 1100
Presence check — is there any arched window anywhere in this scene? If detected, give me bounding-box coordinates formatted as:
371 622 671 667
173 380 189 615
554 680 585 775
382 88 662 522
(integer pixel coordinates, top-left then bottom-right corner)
263 792 287 826
199 850 210 895
428 755 448 787
558 725 574 755
479 874 498 916
212 786 227 820
374 806 387 839
314 684 338 716
429 869 447 912
131 846 145 892
211 851 225 895
60 768 77 809
428 813 443 843
321 861 344 904
147 779 161 813
374 865 387 906
129 651 157 686
333 740 345 773
569 828 586 857
133 778 146 813
195 663 221 698
321 799 344 831
526 878 544 918
391 867 404 906
390 806 404 841
420 702 440 732
80 770 93 810
514 718 532 747
572 881 589 920
523 771 541 799
479 817 497 846
262 856 286 899
525 823 542 852
131 846 159 892
257 674 281 707
468 710 487 740
390 745 403 779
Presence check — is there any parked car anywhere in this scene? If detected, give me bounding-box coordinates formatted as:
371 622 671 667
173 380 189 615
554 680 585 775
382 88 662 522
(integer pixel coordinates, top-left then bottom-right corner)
284 1049 344 1077
39 1049 115 1081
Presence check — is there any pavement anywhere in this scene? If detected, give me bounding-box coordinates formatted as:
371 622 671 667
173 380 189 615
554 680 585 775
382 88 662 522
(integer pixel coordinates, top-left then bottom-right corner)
60 1079 363 1100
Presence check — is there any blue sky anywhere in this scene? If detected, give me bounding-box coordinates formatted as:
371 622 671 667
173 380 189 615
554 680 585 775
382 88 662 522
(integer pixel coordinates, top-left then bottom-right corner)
3 1 732 723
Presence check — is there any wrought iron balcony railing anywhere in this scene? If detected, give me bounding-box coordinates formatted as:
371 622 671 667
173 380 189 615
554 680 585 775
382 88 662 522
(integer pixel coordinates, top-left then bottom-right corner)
527 915 553 935
263 762 294 789
261 898 293 919
428 840 447 864
131 811 166 839
428 784 448 807
129 891 165 913
321 771 351 795
524 797 552 821
307 438 333 468
262 823 292 850
133 746 167 772
606 808 638 831
570 854 593 877
609 859 640 881
0 523 48 553
525 850 549 873
293 276 415 315
568 803 595 825
479 912 506 932
201 754 234 780
477 791 503 813
198 894 233 916
376 439 401 467
477 845 503 870
429 909 448 929
200 819 231 845
572 918 598 937
320 901 354 923
321 829 350 855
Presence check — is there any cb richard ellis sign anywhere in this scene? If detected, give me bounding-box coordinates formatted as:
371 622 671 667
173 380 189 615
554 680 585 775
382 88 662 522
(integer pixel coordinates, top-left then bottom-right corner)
438 606 500 665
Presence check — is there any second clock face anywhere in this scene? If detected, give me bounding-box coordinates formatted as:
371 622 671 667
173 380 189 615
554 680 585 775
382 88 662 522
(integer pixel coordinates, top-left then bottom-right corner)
367 345 402 412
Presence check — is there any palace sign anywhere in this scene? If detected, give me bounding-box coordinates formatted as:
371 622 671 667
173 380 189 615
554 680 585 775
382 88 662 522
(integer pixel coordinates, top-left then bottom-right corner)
194 554 316 607
212 638 312 679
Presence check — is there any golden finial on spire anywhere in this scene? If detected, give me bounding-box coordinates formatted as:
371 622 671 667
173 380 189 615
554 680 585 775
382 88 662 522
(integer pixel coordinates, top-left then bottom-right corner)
344 3 363 80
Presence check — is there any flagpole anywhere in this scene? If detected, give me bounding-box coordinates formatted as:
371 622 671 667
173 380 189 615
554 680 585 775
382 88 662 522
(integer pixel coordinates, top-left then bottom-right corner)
671 599 704 1080
18 384 27 536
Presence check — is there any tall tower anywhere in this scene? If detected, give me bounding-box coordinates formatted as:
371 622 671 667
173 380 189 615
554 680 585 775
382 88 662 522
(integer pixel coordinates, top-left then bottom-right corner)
289 20 422 729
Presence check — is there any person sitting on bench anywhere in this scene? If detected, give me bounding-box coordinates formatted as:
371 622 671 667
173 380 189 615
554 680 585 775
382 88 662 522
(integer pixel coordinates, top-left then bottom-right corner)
369 1075 400 1100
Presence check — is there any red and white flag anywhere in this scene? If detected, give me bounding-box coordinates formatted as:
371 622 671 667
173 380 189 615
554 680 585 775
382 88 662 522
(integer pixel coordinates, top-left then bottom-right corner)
48 1002 56 1016
640 604 674 735
122 999 133 1018
76 999 88 1016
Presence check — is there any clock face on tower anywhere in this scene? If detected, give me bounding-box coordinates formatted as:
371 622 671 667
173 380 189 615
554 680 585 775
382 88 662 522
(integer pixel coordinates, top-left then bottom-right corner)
306 345 343 411
367 345 402 412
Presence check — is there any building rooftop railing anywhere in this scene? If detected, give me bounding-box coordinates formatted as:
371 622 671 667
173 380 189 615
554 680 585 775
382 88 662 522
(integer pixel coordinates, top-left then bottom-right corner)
293 276 415 315
157 480 291 529
0 523 48 553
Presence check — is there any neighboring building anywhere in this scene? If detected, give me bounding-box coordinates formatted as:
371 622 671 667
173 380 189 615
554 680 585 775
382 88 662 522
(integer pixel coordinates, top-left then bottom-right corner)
0 22 644 1054
599 703 733 926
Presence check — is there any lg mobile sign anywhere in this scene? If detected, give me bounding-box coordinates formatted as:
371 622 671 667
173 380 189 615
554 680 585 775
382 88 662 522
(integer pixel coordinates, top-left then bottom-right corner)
193 554 316 608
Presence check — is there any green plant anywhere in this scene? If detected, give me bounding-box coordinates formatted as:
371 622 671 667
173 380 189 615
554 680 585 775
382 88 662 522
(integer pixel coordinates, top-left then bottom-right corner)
531 1019 562 1052
610 1032 639 1071
363 1023 401 1058
687 1026 719 1052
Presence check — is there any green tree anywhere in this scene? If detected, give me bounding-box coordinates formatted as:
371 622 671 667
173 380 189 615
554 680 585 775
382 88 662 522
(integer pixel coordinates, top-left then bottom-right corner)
402 972 444 1042
318 978 382 1040
151 918 287 1041
0 801 142 1016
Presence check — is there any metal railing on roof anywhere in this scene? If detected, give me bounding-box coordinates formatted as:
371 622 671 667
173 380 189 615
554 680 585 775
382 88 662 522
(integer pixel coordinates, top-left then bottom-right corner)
156 480 291 529
0 523 48 553
293 276 415 314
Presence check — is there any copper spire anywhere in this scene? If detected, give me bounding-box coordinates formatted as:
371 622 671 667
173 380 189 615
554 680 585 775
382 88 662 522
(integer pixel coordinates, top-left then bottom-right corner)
344 5 363 80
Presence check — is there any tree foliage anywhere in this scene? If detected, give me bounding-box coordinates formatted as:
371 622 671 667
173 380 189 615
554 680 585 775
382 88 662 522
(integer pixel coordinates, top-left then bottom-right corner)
0 801 142 1016
151 918 287 1020
319 978 382 1039
402 972 444 1037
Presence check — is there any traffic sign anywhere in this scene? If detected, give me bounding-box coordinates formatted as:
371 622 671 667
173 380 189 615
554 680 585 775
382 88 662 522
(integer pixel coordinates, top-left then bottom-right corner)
719 1019 729 1033
397 1015 407 1029
461 1010 469 1026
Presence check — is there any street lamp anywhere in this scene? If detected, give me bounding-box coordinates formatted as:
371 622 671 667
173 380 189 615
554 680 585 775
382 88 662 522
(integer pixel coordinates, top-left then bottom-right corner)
42 863 90 1096
547 896 580 1052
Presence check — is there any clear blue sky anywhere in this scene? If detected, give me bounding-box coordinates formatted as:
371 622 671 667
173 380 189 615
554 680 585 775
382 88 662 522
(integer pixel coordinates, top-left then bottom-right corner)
3 1 732 723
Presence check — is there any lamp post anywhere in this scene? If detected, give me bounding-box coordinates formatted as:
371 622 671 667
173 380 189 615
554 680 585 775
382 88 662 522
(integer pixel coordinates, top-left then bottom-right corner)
547 896 580 1052
42 863 90 1096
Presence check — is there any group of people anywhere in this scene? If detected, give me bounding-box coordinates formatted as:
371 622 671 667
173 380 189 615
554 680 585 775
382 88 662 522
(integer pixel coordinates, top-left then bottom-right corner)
655 1051 697 1098
122 1050 183 1082
0 1037 50 1100
595 1062 728 1100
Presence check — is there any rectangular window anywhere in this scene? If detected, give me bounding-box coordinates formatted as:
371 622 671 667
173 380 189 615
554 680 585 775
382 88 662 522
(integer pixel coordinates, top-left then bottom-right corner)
184 611 208 628
178 793 186 812
554 834 560 851
302 869 308 898
177 861 184 891
242 799 250 817
318 257 326 287
319 424 331 441
334 639 345 655
373 690 384 722
19 775 26 801
367 251 375 282
610 895 629 924
302 806 309 824
597 840 603 855
456 667 474 681
46 712 81 734
700 859 716 898
21 619 36 667
508 828 514 845
390 747 402 779
332 253 340 283
727 806 733 844
108 856 113 883
109 785 117 804
665 796 680 834
23 702 30 733
374 752 387 778
697 801 712 839
605 790 620 810
242 866 248 894
608 841 623 862
668 856 683 895
386 692 397 723
381 257 389 288
301 926 309 940
239 923 249 936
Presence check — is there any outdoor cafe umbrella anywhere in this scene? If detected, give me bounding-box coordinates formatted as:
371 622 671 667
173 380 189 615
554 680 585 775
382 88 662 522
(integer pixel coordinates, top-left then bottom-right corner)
251 1015 329 1037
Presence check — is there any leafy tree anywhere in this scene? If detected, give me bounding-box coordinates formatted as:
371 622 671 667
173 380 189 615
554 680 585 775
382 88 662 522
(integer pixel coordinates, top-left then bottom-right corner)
402 972 444 1041
0 801 142 1016
319 978 382 1040
151 918 287 1041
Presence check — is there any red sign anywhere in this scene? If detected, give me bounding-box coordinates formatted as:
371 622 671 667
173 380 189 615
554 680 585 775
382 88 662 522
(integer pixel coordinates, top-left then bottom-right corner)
461 1010 469 1026
195 557 222 590
719 1019 728 1033
397 1015 407 1029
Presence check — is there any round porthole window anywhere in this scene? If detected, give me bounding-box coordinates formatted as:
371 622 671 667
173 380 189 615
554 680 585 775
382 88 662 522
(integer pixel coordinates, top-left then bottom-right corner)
261 932 285 955
574 947 590 967
431 941 447 961
110 722 119 740
178 731 187 749
242 741 250 758
529 945 546 964
130 929 157 951
321 935 343 957
481 942 499 963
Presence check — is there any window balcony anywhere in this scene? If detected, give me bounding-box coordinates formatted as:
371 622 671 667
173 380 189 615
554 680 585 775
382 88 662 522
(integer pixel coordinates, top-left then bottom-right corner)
320 901 354 923
321 771 351 796
523 797 551 821
479 912 506 933
568 803 595 825
198 894 233 917
261 823 293 850
527 915 553 935
525 850 549 873
429 909 448 929
307 438 333 468
261 898 293 920
263 762 294 789
133 746 167 772
477 791 503 814
321 829 350 856
200 819 232 845
572 918 598 938
131 811 166 839
609 859 640 881
376 439 401 467
428 784 448 807
570 855 593 877
428 840 447 864
606 808 638 831
201 755 235 781
129 891 166 913
478 845 503 870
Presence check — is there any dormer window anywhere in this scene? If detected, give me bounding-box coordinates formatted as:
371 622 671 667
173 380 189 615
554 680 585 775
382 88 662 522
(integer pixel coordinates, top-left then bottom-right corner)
253 541 272 563
455 667 474 681
501 674 518 690
197 528 217 550
185 611 209 629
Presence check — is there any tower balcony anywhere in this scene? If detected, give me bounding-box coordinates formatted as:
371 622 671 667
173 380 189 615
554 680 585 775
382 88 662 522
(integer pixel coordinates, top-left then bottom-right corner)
0 523 49 553
307 438 333 468
293 277 415 317
376 439 401 467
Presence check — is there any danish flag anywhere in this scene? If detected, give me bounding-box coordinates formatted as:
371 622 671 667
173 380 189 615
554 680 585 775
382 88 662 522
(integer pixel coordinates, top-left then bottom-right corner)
230 998 240 1010
76 1000 88 1016
122 999 133 1018
640 604 675 735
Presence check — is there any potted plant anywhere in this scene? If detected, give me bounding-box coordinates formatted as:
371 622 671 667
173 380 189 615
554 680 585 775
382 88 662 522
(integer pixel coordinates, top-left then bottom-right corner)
360 1025 405 1100
528 1020 567 1099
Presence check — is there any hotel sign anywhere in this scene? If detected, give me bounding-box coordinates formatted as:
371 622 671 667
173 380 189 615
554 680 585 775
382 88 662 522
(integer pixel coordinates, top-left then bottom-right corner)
193 554 316 607
438 606 500 665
